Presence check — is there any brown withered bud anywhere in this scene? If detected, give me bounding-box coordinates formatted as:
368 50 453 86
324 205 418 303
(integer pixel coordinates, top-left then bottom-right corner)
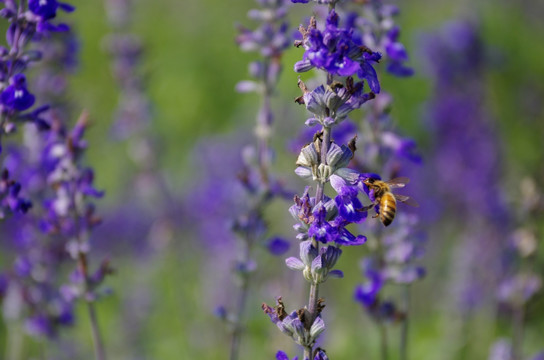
296 308 306 322
275 297 287 320
293 193 313 225
85 204 103 227
313 137 322 161
348 135 357 159
297 24 308 41
316 298 326 315
313 130 324 143
295 78 310 104
297 307 314 329
237 167 250 187
262 297 288 321
294 95 305 105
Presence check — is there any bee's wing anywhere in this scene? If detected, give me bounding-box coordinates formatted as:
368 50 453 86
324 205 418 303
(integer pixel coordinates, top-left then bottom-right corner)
385 177 410 189
394 194 419 207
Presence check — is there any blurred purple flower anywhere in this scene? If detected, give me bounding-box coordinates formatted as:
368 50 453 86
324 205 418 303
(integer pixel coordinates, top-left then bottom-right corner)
276 350 298 360
267 237 291 256
0 168 32 218
421 21 510 313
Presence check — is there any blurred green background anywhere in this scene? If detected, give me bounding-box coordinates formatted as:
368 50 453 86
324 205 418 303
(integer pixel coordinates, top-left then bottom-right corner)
1 0 544 359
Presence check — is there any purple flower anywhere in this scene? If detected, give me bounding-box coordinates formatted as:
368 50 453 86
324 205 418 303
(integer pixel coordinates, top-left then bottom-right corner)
308 205 337 244
236 1 290 59
267 237 291 256
354 266 383 308
276 351 298 360
27 0 75 32
348 1 413 78
295 10 381 92
25 314 55 338
334 223 367 246
383 26 413 77
331 175 365 223
1 74 35 112
0 0 74 174
1 168 32 218
29 0 74 20
487 339 512 360
313 348 329 360
497 273 541 306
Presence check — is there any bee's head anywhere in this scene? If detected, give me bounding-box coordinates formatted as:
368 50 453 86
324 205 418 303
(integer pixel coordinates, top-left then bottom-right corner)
363 177 376 186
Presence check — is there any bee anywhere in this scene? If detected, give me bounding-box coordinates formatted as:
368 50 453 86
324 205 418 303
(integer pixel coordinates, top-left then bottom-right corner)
363 177 418 226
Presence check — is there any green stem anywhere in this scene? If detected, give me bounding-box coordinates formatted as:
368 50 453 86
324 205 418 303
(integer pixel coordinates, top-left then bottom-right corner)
379 320 389 360
400 285 410 360
303 346 312 360
77 252 107 360
512 304 525 360
229 238 252 360
5 320 23 360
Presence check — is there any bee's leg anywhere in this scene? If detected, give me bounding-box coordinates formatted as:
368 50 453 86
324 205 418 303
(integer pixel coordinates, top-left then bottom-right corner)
358 204 375 212
372 214 379 218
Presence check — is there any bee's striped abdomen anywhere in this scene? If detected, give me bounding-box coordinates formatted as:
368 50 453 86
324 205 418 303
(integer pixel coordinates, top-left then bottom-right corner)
379 192 397 226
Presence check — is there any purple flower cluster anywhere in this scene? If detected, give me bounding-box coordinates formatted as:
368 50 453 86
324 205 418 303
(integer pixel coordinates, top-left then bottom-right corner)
197 2 295 359
260 1 402 357
294 10 382 93
354 213 425 322
288 177 368 249
39 116 104 246
104 31 151 140
0 168 32 217
1 113 109 339
347 0 413 77
263 297 325 349
357 92 421 173
421 21 503 217
0 0 75 154
421 21 509 317
488 339 544 360
236 0 290 60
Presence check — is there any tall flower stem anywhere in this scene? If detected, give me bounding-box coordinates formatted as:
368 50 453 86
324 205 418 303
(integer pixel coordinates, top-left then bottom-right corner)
77 252 106 360
400 285 411 360
512 304 525 360
303 345 313 360
314 127 331 202
304 124 331 359
5 319 23 360
256 58 273 188
229 236 253 360
229 68 275 356
379 320 389 360
304 279 320 359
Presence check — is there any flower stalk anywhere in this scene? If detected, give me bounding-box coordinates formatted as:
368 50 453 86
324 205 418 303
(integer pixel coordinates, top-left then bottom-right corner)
264 1 384 358
226 1 292 359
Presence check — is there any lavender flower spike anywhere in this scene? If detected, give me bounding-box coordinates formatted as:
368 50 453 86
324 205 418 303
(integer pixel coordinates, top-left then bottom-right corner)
262 1 385 358
218 1 293 360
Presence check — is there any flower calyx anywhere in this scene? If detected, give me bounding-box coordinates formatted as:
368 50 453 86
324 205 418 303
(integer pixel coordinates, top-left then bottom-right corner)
262 296 326 347
286 240 344 284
